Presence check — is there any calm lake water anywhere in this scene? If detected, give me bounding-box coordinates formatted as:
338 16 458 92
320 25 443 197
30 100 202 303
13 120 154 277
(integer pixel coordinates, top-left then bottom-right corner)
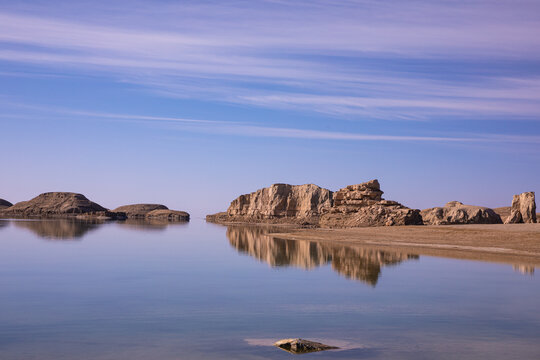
0 219 539 359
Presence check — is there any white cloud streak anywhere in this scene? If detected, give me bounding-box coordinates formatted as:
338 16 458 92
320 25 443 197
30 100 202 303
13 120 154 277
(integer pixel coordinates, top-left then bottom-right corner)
0 1 540 119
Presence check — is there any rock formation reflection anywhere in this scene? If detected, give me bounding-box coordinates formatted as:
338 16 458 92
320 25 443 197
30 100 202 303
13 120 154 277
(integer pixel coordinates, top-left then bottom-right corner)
227 226 419 286
513 264 535 275
13 219 101 240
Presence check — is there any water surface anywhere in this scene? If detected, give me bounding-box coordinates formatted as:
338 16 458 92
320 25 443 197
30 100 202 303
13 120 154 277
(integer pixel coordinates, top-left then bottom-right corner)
0 219 539 359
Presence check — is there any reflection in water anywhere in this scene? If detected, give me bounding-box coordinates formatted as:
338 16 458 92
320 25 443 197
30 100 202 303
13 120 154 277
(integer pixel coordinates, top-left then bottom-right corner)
227 226 419 286
513 265 535 275
117 218 189 231
12 219 102 240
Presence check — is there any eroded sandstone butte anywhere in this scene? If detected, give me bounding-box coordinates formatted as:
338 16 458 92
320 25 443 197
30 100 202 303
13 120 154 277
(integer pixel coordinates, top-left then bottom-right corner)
421 201 502 225
505 192 537 224
319 180 423 227
207 179 422 227
207 183 333 225
0 192 112 218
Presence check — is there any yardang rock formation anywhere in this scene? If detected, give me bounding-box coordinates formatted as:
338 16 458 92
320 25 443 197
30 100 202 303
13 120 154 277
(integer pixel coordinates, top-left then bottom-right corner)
505 192 537 224
319 180 423 227
0 199 12 209
421 201 502 225
207 179 422 227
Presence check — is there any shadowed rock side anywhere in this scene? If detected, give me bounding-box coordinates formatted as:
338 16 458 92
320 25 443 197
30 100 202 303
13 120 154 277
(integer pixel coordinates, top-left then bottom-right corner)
505 192 537 224
227 226 418 286
494 206 512 223
12 219 101 239
421 201 502 225
0 199 12 209
207 183 332 225
274 338 338 354
319 180 423 227
112 204 168 218
0 192 109 218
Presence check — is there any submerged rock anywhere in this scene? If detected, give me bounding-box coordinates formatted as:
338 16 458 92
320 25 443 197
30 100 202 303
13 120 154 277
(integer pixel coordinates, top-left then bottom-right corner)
505 192 537 224
0 199 12 209
421 201 502 225
319 180 423 227
112 204 168 218
274 338 338 354
0 192 107 218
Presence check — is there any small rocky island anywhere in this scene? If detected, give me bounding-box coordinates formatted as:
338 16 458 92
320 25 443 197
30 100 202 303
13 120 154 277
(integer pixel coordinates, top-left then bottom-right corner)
207 179 536 227
0 192 189 222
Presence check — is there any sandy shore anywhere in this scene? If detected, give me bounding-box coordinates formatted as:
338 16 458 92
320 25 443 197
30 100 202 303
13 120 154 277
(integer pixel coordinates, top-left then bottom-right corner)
270 223 540 266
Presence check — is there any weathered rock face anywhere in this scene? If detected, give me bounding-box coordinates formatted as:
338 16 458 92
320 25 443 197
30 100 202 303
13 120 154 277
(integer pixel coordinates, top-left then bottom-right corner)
319 180 423 227
421 201 502 225
145 209 190 222
209 183 333 224
274 338 338 354
0 199 13 209
505 192 537 224
0 192 107 217
112 204 168 218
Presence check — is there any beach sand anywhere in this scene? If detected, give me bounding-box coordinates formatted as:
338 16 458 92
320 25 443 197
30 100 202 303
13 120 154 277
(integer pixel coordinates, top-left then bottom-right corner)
271 223 540 266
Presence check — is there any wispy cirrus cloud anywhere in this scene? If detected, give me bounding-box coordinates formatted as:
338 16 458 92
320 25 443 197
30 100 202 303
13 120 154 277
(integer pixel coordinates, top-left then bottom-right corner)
0 0 540 120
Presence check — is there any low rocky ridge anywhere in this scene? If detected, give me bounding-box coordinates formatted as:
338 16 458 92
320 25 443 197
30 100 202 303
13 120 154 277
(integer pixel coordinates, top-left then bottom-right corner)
145 209 190 221
112 204 169 218
208 183 332 225
319 180 423 227
505 192 537 224
207 180 422 227
421 201 502 225
0 193 189 222
0 199 12 209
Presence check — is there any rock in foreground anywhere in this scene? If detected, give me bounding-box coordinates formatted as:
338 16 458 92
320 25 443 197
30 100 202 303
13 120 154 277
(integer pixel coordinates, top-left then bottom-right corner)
274 338 338 354
112 204 169 218
319 180 423 227
505 192 537 224
0 199 12 209
421 201 502 225
0 192 107 217
208 183 333 225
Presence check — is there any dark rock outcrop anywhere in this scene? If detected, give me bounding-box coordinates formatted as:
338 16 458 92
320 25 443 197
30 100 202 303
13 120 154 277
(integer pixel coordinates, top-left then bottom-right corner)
421 201 502 225
505 192 537 224
112 204 168 218
319 180 423 227
0 192 108 218
207 184 333 225
274 338 338 354
0 199 12 209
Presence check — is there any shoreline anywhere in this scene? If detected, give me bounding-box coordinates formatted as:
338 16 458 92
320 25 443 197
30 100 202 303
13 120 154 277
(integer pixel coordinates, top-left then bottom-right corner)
259 223 540 266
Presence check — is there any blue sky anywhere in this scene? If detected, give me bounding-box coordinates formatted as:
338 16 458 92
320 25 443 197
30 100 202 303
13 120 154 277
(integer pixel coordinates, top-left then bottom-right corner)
1 0 539 217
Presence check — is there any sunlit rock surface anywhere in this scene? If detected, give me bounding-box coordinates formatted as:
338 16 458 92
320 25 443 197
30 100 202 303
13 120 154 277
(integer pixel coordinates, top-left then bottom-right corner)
505 192 537 224
421 201 502 225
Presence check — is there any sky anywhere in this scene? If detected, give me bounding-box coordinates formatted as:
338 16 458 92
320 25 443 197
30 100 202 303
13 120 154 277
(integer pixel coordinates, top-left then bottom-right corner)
1 0 539 217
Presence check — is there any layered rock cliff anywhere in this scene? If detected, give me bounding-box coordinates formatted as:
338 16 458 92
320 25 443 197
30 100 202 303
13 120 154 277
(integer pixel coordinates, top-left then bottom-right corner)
505 192 537 224
208 183 333 225
421 201 502 225
319 180 423 227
